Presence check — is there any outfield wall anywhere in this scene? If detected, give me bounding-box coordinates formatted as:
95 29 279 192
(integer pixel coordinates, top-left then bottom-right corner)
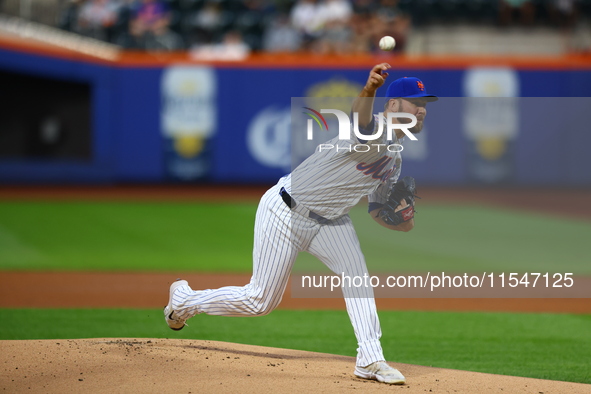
1 40 590 185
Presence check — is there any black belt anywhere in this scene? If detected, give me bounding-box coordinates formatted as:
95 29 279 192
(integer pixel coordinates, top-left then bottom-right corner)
279 187 329 224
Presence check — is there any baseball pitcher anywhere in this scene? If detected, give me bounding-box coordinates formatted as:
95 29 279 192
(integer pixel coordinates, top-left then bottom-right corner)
164 63 437 385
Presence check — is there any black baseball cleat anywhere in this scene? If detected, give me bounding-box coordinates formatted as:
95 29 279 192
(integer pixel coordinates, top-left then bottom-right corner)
163 279 189 331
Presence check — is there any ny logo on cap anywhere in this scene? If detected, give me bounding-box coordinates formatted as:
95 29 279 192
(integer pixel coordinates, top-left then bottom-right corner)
416 81 425 91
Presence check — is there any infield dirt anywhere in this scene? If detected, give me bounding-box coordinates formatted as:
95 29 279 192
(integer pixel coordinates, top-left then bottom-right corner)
2 338 590 393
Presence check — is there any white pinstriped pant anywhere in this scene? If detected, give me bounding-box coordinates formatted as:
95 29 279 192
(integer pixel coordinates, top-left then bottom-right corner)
173 182 385 367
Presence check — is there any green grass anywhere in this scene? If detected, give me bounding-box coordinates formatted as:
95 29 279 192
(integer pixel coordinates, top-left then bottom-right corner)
0 308 589 384
0 202 255 271
0 201 590 274
299 203 591 274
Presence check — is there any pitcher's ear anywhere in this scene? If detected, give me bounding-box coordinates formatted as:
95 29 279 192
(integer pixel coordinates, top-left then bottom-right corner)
387 98 398 110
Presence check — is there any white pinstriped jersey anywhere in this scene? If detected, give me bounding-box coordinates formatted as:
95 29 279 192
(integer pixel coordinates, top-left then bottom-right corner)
287 114 403 220
171 111 398 369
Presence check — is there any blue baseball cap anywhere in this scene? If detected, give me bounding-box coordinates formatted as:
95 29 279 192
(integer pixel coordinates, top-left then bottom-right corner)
385 77 438 101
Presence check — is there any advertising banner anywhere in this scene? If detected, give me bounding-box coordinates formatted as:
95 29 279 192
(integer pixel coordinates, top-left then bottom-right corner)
0 44 589 185
161 66 217 181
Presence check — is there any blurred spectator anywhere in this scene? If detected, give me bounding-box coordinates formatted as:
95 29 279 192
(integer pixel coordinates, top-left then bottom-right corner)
263 13 302 52
348 12 373 52
499 0 536 26
221 30 251 58
233 0 272 51
352 0 377 16
313 0 353 53
547 0 578 28
372 0 408 53
291 0 354 52
374 0 399 23
317 0 353 25
145 18 185 50
390 12 410 53
570 20 591 53
312 19 352 54
76 0 121 42
112 0 137 42
365 11 387 52
46 0 591 55
290 0 323 45
58 0 83 33
117 0 184 50
131 0 169 35
189 1 226 44
190 30 251 60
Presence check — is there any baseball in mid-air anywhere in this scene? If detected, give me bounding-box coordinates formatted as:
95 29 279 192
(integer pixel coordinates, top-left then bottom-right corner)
379 36 396 51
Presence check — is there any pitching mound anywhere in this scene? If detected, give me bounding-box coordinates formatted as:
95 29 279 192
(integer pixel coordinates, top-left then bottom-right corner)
1 339 589 393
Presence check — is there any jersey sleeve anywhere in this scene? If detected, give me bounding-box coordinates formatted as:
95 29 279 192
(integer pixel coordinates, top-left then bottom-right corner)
352 114 381 144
